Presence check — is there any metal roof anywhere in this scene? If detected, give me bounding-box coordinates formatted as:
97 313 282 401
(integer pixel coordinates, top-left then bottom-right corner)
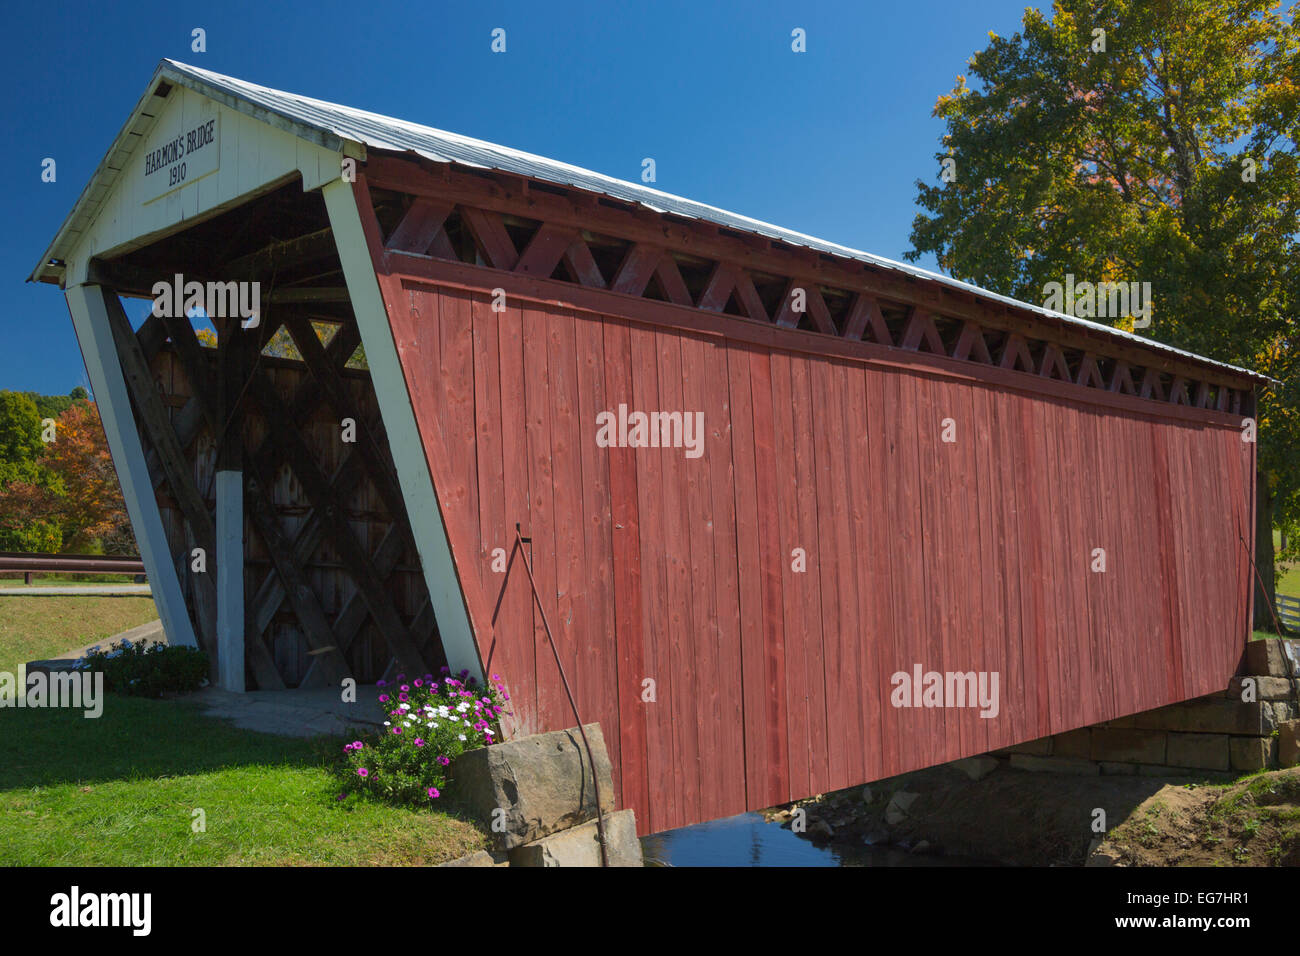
33 58 1268 385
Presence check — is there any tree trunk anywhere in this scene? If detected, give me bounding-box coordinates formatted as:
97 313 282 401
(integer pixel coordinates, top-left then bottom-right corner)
1253 470 1279 633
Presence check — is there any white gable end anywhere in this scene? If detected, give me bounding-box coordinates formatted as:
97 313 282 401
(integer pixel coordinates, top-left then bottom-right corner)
64 84 345 286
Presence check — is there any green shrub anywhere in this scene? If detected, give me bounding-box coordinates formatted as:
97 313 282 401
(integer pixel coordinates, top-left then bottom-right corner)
77 639 209 697
338 669 509 808
0 518 62 553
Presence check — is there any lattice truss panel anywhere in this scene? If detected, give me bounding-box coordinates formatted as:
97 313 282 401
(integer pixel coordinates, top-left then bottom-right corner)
365 156 1246 415
95 191 443 689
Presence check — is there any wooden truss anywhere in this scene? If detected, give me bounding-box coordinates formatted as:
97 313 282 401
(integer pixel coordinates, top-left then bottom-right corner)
362 155 1249 417
99 278 439 689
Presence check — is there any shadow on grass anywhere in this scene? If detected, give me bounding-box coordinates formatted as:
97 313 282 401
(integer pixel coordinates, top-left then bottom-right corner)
0 695 345 790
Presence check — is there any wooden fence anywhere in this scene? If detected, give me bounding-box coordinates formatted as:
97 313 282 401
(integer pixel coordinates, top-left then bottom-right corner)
1276 593 1300 631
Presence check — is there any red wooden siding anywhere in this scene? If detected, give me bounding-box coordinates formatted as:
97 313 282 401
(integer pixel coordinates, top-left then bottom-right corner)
364 222 1255 837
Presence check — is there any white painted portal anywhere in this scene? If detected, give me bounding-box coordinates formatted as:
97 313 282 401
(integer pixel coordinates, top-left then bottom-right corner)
64 284 198 649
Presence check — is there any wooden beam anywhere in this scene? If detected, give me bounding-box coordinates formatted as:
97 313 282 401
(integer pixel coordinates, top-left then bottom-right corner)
900 307 945 353
843 294 889 344
1140 367 1166 401
460 206 519 271
952 321 992 363
802 283 836 335
514 222 578 278
731 269 770 324
225 227 337 277
267 287 352 304
610 243 663 297
561 237 606 289
103 292 219 657
1039 344 1071 381
1169 376 1192 406
698 262 739 314
1076 353 1106 389
654 254 693 307
1110 362 1136 395
385 198 455 257
999 333 1034 372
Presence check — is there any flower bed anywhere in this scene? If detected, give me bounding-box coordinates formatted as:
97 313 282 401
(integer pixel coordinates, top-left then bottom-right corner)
340 668 509 808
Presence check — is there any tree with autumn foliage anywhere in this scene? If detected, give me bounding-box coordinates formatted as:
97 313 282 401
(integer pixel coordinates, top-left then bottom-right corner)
0 390 134 554
907 0 1299 629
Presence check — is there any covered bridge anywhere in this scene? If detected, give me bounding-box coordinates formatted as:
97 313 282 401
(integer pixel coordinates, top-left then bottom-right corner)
32 60 1265 835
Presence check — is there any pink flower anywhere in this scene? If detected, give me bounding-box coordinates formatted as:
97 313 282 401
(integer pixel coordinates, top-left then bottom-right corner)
437 755 450 766
415 738 425 747
392 727 403 735
428 787 440 799
400 684 410 692
396 673 406 681
376 680 387 688
351 741 363 749
357 768 369 777
378 694 389 703
414 679 423 687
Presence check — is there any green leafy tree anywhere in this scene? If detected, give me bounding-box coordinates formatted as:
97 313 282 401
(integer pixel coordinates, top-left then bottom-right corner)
0 390 44 472
907 0 1299 629
0 390 66 552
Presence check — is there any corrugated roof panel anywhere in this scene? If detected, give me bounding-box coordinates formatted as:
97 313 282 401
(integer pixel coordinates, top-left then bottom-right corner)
32 58 1268 385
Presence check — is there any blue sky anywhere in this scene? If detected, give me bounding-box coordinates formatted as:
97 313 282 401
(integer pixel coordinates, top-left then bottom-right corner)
1 0 1048 396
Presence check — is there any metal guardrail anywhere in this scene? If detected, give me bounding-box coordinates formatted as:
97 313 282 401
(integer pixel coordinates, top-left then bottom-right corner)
0 551 146 585
1276 592 1300 631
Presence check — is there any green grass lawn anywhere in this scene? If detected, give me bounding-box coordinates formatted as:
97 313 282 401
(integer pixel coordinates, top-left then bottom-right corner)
0 696 489 865
0 572 145 585
0 594 160 679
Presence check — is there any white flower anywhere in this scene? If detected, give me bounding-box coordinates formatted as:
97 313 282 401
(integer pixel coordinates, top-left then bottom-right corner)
383 721 391 726
458 734 467 741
